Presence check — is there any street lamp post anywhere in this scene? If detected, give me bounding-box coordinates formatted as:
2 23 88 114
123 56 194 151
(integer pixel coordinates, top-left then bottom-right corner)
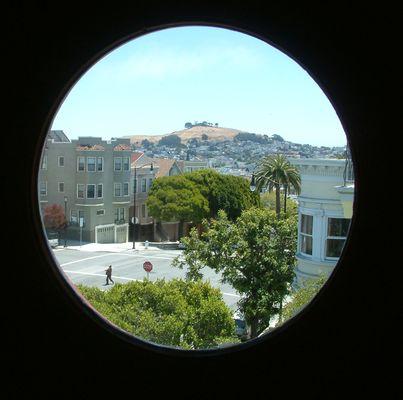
132 162 154 250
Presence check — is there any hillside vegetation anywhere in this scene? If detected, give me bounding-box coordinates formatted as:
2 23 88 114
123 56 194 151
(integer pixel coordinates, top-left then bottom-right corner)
126 125 242 146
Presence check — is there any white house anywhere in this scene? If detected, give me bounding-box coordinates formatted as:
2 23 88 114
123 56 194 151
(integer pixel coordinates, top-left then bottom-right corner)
289 158 354 287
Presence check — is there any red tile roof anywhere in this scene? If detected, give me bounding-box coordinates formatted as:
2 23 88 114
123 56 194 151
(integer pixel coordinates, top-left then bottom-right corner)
76 144 105 151
113 144 131 151
131 152 144 163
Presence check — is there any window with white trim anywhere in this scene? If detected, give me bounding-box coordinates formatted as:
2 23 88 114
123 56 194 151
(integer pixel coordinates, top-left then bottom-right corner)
77 184 85 198
141 204 147 218
123 156 130 171
325 218 350 258
87 157 96 172
96 209 105 216
123 182 129 196
115 207 125 221
141 178 147 193
58 156 65 167
97 184 103 198
87 184 95 198
114 157 122 171
58 182 65 192
114 182 122 197
97 157 104 172
300 214 313 255
77 157 85 171
148 178 153 191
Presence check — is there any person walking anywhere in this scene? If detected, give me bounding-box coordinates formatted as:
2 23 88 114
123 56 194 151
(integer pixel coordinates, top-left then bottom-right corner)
105 265 114 285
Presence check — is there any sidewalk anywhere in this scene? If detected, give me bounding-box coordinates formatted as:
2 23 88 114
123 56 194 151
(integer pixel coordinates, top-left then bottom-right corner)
60 240 161 253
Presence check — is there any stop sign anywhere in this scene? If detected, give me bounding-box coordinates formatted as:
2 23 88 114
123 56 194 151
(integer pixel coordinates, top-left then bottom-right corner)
143 261 153 272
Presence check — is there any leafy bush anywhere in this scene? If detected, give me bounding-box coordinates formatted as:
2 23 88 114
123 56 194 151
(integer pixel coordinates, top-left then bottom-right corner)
279 275 328 324
76 279 238 349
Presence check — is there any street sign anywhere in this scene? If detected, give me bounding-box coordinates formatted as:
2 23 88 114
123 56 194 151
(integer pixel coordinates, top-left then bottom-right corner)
143 260 153 280
143 261 153 272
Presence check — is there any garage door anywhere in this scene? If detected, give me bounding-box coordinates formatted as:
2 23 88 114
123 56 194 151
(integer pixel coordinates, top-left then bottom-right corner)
96 224 115 243
116 224 128 243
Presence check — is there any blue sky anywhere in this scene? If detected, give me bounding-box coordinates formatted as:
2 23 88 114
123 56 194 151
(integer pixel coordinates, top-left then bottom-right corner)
51 26 347 147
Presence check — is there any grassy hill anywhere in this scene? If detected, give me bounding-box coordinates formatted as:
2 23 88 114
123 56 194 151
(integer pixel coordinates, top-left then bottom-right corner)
125 126 242 146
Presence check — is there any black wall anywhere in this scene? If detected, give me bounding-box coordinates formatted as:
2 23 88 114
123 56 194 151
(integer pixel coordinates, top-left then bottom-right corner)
5 2 398 398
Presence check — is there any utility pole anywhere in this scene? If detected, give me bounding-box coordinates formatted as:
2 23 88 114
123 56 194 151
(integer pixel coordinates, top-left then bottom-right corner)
132 166 137 249
132 162 154 250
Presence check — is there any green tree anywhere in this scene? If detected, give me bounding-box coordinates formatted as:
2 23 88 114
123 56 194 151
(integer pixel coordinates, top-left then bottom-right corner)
146 175 209 238
185 169 260 221
173 208 297 338
141 139 152 149
158 134 181 147
260 191 297 218
278 275 327 324
77 279 238 349
255 154 301 218
184 122 193 129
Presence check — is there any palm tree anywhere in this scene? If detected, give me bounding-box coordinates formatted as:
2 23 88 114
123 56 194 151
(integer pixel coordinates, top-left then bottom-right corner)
255 154 301 218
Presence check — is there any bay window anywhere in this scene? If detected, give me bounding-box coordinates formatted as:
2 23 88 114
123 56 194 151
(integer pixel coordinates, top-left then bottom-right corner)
326 218 350 258
77 157 85 171
114 182 122 197
87 184 95 198
300 214 313 255
114 157 122 171
87 157 96 172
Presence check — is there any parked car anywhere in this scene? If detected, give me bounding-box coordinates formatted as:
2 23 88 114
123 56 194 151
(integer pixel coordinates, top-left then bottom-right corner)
46 231 59 248
178 241 186 250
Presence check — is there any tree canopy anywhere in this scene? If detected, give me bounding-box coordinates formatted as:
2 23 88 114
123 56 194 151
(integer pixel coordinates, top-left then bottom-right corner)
278 275 327 325
146 174 209 225
255 154 301 217
158 134 181 147
43 204 67 231
147 170 260 230
173 208 297 338
185 169 260 220
77 279 238 349
261 191 298 218
234 132 269 144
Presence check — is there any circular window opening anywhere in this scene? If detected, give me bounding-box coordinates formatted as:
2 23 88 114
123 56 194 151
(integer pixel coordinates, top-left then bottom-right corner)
37 26 354 351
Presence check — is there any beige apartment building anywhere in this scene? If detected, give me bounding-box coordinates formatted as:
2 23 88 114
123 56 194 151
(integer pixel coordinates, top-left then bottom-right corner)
38 132 132 243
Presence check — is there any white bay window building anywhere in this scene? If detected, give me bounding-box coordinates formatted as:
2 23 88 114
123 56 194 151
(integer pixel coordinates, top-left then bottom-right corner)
289 158 354 287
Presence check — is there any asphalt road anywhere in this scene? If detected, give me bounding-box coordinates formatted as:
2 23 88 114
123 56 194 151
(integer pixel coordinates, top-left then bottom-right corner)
52 247 241 311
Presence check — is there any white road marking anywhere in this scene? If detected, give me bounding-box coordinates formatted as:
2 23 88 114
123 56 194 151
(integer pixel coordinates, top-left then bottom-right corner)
60 253 175 267
64 270 138 281
60 254 116 266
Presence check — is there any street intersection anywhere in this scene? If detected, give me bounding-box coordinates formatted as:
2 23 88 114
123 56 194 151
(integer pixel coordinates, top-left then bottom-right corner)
52 243 241 311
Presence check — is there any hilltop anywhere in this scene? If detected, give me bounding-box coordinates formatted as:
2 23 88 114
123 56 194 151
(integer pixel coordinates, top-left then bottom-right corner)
125 125 243 146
